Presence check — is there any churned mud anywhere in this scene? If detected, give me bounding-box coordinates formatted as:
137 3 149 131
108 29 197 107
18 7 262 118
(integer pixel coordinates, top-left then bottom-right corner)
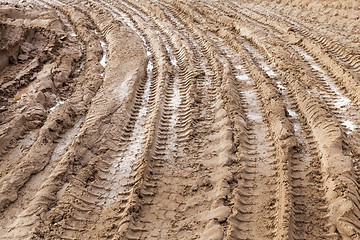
0 0 360 239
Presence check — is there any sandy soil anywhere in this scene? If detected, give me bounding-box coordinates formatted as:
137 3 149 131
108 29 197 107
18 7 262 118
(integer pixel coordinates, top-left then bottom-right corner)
0 0 359 239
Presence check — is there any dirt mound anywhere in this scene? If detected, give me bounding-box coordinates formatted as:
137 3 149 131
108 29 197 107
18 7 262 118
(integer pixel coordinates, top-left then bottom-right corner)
1 0 360 239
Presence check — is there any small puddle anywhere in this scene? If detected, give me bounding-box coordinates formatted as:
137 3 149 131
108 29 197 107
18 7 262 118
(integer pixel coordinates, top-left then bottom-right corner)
49 99 65 112
243 42 278 79
244 90 263 122
342 120 356 131
94 30 107 70
293 122 302 132
287 106 302 132
235 62 263 122
287 108 298 118
276 81 286 92
99 39 107 68
33 0 50 7
236 74 250 81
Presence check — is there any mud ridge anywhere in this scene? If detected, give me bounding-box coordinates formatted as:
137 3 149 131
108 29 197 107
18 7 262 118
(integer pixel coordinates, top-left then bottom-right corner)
1 0 359 239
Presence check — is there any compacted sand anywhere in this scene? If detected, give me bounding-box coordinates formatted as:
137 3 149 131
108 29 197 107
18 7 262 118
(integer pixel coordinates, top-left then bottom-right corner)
0 0 360 239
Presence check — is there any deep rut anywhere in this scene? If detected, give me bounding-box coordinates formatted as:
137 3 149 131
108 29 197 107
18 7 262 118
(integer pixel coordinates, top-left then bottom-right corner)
0 0 359 239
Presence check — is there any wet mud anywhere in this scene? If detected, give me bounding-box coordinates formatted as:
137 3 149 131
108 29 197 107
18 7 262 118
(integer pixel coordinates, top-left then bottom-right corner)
0 0 360 239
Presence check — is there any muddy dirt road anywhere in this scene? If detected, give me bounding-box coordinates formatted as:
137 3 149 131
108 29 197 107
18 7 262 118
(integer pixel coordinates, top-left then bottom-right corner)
0 0 359 239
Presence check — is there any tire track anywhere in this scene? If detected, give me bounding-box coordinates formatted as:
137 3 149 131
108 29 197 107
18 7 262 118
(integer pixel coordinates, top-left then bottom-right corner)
208 0 360 147
234 1 360 68
2 0 148 238
2 1 103 239
150 3 243 238
30 0 180 238
0 2 105 238
293 46 360 134
179 4 296 238
135 2 260 239
210 9 360 234
218 41 279 240
97 0 240 238
248 1 360 50
229 2 360 99
31 2 156 239
106 2 199 238
189 3 331 239
225 11 360 238
1 0 360 239
242 41 329 240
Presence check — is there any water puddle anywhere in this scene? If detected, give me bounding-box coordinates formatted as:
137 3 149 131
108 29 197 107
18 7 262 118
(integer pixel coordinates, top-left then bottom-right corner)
49 99 65 112
243 42 278 76
234 62 263 122
293 122 302 132
342 120 356 131
243 89 263 122
276 81 286 92
334 96 351 109
94 30 107 72
236 74 250 81
287 108 298 118
99 39 107 68
170 53 177 66
286 105 302 132
234 65 250 82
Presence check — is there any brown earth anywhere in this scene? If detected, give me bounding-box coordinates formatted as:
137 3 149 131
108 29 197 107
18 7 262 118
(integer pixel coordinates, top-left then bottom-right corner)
0 0 360 239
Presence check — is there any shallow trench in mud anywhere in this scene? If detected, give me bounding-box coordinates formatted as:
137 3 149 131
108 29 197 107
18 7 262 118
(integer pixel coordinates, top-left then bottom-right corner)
1 0 360 239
